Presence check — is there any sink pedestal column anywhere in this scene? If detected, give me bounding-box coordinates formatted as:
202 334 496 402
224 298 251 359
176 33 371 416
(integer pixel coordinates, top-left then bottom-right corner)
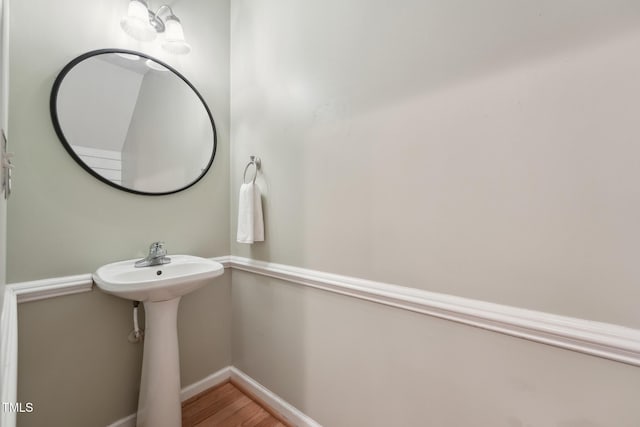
136 297 182 427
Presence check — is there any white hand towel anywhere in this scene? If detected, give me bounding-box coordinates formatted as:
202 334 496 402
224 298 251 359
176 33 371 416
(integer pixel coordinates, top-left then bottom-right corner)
237 182 264 244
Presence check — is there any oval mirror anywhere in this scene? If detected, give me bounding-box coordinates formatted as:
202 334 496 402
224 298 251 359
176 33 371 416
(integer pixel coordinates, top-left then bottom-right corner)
50 49 216 195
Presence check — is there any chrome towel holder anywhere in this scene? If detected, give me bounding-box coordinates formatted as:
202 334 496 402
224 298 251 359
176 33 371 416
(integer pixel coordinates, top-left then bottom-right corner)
243 156 261 184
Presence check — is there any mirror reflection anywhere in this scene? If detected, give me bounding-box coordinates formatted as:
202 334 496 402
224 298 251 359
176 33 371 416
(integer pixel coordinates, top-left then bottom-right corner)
51 50 216 195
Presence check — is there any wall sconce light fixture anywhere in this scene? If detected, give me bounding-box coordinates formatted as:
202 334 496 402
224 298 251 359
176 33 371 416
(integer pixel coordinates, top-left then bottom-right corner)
120 0 191 55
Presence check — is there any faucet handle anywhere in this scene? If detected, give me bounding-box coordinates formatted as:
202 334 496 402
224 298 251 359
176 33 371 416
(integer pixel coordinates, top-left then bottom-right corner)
149 241 167 257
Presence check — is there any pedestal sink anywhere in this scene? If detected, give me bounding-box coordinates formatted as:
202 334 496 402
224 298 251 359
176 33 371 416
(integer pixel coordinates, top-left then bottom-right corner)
93 255 224 427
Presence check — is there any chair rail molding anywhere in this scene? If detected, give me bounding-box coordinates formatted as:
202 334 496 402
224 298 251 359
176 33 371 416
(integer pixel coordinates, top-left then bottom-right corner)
4 255 640 367
228 256 640 367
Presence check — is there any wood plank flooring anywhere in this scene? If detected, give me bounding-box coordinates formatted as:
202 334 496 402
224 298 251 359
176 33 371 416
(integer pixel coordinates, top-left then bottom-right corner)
182 381 290 427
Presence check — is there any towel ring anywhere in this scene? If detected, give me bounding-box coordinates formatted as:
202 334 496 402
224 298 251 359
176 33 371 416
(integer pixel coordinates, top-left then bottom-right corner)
243 156 261 184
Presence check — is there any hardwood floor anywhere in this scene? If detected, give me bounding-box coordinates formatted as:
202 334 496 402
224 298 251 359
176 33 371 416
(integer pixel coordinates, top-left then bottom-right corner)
182 381 290 427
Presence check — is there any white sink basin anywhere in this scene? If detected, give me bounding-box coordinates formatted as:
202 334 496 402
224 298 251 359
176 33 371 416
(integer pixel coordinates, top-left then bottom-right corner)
93 254 224 302
93 254 225 426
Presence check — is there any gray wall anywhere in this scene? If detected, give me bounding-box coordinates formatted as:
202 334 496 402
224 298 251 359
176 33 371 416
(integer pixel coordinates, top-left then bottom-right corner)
230 1 640 425
8 0 230 425
230 0 640 329
233 272 640 427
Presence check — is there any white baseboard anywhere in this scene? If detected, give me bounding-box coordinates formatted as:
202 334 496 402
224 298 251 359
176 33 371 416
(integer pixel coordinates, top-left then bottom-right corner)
180 366 231 401
230 367 321 427
105 366 318 427
105 413 136 427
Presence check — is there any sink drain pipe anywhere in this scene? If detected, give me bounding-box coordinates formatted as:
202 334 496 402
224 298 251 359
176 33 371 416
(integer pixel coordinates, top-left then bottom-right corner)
128 301 144 343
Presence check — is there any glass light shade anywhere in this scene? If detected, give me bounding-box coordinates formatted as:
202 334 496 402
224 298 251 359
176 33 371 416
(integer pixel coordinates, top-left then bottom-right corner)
120 0 157 42
145 59 169 72
162 16 191 54
115 52 141 61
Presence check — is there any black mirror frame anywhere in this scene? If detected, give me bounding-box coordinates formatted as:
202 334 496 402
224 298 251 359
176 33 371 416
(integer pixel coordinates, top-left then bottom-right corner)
50 48 217 196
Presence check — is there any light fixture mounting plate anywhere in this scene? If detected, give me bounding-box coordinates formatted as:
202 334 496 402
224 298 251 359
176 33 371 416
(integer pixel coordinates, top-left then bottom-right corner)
148 10 165 32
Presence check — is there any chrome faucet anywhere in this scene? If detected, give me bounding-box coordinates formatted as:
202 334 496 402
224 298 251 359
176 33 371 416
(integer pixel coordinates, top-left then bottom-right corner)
135 242 171 268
